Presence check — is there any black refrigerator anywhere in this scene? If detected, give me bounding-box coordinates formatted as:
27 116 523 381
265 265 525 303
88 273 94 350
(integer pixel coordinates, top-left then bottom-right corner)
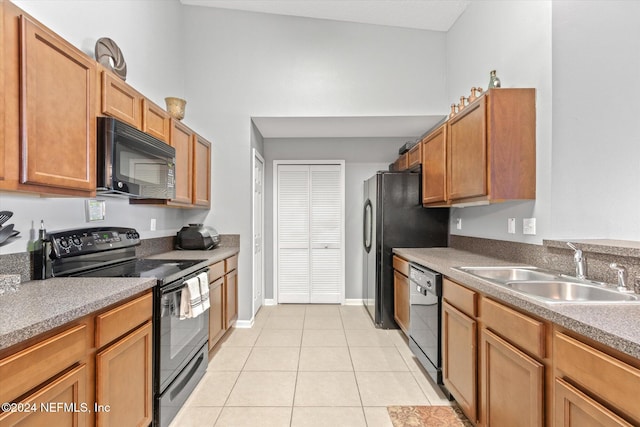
363 171 449 328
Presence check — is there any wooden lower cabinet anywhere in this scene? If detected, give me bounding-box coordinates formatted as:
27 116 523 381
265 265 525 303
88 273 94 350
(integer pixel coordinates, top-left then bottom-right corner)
442 300 477 422
225 269 238 328
0 364 88 427
554 378 633 427
479 328 544 427
393 270 410 334
208 277 225 350
95 321 152 427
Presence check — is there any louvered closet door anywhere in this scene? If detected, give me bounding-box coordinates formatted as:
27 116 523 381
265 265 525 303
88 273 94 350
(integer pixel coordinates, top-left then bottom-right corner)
277 164 343 304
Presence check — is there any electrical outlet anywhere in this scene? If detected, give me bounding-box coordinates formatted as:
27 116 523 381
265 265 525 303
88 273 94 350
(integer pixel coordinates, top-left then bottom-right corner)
456 218 462 230
523 218 536 235
508 218 516 234
150 218 156 231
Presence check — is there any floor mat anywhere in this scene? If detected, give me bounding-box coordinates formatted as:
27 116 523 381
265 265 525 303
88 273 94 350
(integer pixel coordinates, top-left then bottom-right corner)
387 405 474 427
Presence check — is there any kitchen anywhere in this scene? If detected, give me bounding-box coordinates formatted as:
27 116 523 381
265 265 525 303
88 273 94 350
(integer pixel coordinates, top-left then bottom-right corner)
1 0 639 426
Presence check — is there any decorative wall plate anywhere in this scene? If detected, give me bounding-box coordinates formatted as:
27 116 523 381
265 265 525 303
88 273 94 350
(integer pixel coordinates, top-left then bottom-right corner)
95 37 127 81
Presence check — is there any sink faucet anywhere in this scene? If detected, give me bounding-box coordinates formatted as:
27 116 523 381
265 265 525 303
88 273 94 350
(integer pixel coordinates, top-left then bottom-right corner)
567 242 586 280
609 263 631 292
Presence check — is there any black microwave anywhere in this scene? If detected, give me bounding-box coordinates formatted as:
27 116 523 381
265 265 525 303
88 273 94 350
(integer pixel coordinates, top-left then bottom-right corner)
97 117 176 199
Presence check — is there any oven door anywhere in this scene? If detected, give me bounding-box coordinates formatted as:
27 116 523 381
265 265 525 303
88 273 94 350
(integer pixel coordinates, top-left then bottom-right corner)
157 279 209 392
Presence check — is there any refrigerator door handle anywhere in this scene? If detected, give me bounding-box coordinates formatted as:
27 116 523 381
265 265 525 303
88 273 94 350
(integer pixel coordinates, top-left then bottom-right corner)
363 199 372 253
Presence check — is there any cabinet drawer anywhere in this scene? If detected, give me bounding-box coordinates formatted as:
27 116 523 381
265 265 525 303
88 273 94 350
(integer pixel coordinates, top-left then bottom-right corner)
225 254 238 272
208 261 225 282
96 292 152 348
0 324 86 403
392 255 409 277
481 297 545 359
443 278 477 317
554 378 633 427
554 332 640 423
407 143 421 169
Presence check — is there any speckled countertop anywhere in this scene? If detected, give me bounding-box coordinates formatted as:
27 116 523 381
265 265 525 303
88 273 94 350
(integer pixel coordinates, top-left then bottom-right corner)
0 246 240 353
394 247 640 360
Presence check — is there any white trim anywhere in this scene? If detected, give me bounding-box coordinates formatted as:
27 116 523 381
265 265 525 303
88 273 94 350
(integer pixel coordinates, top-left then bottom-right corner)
343 299 364 306
252 149 265 319
234 319 255 329
273 160 346 305
264 299 277 306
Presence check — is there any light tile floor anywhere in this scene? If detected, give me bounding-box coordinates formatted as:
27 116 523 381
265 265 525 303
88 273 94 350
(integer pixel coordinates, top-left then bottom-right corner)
170 304 451 427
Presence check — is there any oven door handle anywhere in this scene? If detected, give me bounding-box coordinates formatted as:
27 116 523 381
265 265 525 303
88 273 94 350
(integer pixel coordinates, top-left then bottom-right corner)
161 268 209 294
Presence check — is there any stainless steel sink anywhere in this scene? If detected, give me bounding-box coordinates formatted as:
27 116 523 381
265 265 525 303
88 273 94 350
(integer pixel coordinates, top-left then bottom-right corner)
505 281 640 302
456 266 559 282
453 266 640 303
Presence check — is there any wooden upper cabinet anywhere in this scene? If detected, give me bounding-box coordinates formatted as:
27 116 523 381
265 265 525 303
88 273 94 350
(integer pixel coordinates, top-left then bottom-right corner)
100 70 141 128
19 15 96 192
0 2 5 184
170 119 194 205
422 124 447 205
445 88 536 205
142 99 171 143
407 142 421 170
392 153 408 171
448 97 487 200
193 134 211 208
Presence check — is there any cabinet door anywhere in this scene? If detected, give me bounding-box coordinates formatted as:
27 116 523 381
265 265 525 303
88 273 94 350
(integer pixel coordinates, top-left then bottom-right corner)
100 71 141 128
442 300 477 422
225 269 238 328
448 98 487 200
422 125 447 205
96 321 152 427
209 277 225 350
193 134 211 208
479 328 544 427
142 99 170 143
0 2 5 184
554 378 633 427
0 364 88 427
393 270 409 334
169 119 193 205
19 15 96 191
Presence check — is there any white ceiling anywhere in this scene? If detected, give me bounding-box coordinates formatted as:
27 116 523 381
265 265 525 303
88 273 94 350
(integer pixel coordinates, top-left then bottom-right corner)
252 115 446 139
182 1 466 138
180 0 470 32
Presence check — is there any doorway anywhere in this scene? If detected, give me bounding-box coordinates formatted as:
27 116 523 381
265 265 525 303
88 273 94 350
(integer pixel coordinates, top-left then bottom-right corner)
273 160 345 304
252 149 265 318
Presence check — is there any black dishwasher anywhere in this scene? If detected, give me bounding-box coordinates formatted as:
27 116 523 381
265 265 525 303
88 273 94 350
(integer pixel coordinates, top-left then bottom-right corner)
408 262 451 397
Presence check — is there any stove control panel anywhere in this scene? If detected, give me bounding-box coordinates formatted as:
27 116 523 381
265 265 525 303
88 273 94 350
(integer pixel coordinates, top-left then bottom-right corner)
48 227 140 258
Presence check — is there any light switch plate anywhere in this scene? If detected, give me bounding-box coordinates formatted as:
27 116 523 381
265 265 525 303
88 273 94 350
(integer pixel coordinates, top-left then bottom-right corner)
456 218 462 230
523 218 536 235
508 218 516 234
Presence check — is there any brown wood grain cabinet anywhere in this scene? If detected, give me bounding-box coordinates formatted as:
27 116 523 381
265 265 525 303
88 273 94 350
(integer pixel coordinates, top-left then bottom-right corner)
393 270 410 334
193 134 212 208
421 124 447 205
0 364 89 427
0 290 152 427
96 321 152 427
554 331 640 425
225 268 238 328
169 119 194 205
208 276 225 350
392 153 408 171
447 88 536 205
100 70 141 128
406 142 421 170
0 2 5 185
479 328 544 427
208 255 239 353
142 98 171 143
442 299 477 422
1 10 97 195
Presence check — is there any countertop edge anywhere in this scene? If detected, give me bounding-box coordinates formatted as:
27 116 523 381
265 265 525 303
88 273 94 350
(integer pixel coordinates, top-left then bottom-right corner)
0 245 240 352
394 247 640 359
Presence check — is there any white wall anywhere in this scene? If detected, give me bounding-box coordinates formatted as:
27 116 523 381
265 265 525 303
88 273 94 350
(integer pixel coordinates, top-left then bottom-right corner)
1 0 190 255
181 6 447 319
445 1 553 244
551 1 640 240
263 137 406 301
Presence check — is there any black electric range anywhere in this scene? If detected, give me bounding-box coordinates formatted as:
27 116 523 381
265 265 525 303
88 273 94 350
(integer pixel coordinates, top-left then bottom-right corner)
34 226 210 427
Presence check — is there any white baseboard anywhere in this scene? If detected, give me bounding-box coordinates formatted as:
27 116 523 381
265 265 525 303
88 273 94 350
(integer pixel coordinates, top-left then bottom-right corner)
234 319 255 329
343 299 363 306
264 299 277 306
